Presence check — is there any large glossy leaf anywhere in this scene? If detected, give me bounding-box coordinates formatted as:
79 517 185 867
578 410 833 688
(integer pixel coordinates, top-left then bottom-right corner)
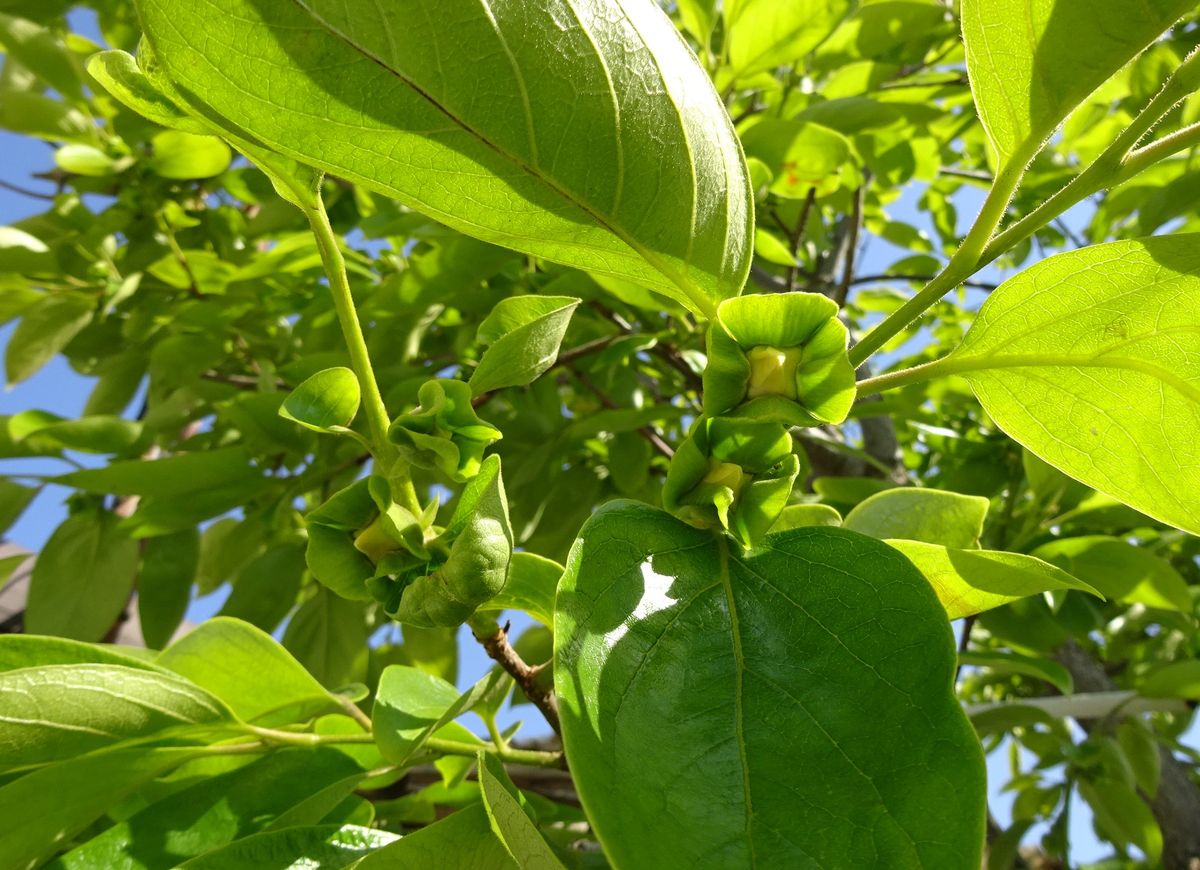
135 0 752 316
0 747 198 870
555 502 985 868
962 0 1192 165
948 236 1200 536
887 540 1100 619
158 617 343 726
0 664 231 771
54 748 363 870
25 509 139 642
0 635 163 674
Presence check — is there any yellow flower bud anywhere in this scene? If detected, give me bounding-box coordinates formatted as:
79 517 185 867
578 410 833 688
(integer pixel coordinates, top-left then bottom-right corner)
702 460 747 495
746 345 804 399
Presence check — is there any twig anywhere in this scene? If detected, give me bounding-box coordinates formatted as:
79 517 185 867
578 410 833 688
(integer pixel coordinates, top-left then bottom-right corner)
833 185 864 306
0 179 56 201
471 618 562 736
567 364 674 458
471 332 622 409
785 189 818 293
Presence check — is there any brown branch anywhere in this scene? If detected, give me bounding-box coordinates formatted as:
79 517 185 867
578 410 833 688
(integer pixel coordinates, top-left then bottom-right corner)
833 185 864 306
471 618 561 736
785 189 818 293
471 332 622 409
0 179 56 201
567 364 674 458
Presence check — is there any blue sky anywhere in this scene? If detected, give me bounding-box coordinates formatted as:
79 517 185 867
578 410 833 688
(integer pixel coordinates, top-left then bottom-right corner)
1 9 1190 863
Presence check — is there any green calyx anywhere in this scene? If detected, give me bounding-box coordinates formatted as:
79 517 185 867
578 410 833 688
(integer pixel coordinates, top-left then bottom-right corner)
389 378 501 482
704 292 856 426
385 454 513 628
303 475 432 601
304 457 513 629
663 417 800 547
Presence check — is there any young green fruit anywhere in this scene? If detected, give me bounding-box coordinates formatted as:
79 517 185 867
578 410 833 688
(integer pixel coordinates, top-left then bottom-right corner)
704 292 856 426
663 417 800 547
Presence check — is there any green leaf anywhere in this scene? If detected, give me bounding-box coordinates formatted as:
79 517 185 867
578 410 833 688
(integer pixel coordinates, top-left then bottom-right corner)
555 502 985 868
282 588 368 689
1140 660 1200 700
0 747 198 870
962 0 1192 166
740 120 853 199
887 539 1100 619
0 478 35 536
53 748 363 870
8 410 142 453
5 292 93 385
138 528 199 649
1078 776 1162 864
0 663 232 771
174 824 398 870
135 0 752 317
354 804 515 869
371 664 461 765
769 503 842 531
1033 536 1192 612
148 130 233 179
725 0 853 80
843 488 989 548
219 542 307 633
469 296 580 396
479 552 561 627
158 617 343 726
280 367 361 433
949 236 1200 536
477 752 565 869
0 13 82 98
0 227 55 274
86 49 210 134
958 650 1074 695
58 446 262 497
0 634 163 674
0 90 95 143
1116 718 1162 798
25 509 139 642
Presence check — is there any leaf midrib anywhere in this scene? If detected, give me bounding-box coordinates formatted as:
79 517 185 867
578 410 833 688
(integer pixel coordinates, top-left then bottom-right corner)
950 352 1200 405
717 537 757 867
287 0 717 317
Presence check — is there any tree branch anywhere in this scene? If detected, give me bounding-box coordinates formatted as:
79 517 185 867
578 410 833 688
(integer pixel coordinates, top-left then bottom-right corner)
471 617 562 736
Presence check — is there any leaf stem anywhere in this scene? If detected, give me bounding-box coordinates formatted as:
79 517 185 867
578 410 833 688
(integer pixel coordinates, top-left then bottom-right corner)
423 736 565 768
245 724 376 747
848 49 1200 369
855 357 961 397
849 156 1027 367
302 190 421 514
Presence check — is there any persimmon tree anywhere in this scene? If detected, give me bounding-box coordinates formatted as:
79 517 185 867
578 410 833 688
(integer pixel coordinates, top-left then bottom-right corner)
0 0 1199 867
